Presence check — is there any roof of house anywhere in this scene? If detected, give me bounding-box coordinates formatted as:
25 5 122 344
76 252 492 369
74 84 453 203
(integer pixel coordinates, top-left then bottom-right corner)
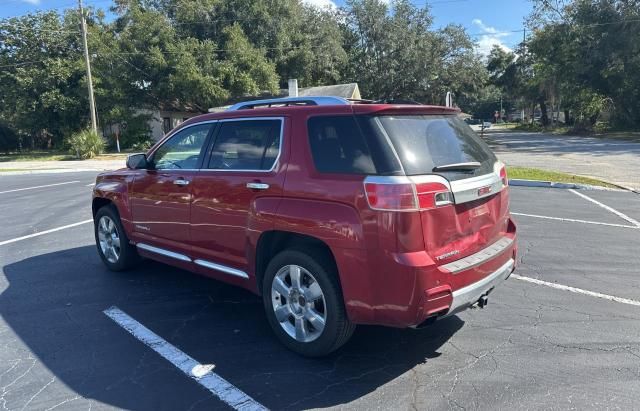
298 83 360 99
209 83 361 112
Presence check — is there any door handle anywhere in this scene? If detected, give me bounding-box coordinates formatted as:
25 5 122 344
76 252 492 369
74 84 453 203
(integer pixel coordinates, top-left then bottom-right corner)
246 182 269 190
173 178 190 186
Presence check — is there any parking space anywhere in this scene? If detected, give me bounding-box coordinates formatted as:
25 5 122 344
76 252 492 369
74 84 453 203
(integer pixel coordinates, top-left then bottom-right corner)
1 173 639 410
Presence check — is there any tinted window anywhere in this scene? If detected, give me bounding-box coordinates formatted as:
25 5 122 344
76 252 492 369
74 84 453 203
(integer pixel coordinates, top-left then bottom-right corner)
307 116 379 174
375 115 496 179
152 124 211 170
207 120 281 170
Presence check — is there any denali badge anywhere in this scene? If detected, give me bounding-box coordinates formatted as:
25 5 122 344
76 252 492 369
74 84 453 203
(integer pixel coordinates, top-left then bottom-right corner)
477 185 492 196
435 250 460 261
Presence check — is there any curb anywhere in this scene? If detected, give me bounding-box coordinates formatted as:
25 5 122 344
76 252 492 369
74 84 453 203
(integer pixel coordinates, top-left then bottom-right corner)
509 179 628 192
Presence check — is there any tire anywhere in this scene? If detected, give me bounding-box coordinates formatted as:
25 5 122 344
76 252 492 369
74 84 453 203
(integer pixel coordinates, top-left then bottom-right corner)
94 204 139 271
262 248 355 357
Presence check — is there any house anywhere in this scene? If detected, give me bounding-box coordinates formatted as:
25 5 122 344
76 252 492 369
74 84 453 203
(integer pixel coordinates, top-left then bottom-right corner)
148 102 202 141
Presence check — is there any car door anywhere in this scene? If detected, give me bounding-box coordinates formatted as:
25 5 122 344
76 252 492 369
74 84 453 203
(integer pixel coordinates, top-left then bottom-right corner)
190 117 287 283
130 122 214 258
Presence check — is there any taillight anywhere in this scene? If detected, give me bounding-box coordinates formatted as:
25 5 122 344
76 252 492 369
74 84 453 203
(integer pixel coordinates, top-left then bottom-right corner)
364 182 416 211
499 165 508 186
415 182 453 209
364 177 453 211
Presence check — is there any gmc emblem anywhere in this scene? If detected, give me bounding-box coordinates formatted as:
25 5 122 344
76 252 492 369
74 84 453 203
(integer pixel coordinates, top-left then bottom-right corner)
477 185 492 196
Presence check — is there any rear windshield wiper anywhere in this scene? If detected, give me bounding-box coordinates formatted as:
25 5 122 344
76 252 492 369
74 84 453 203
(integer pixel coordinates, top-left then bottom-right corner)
432 162 482 172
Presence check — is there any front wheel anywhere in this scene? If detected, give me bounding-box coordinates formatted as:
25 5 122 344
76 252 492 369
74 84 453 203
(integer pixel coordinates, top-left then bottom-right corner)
94 205 139 271
262 249 355 357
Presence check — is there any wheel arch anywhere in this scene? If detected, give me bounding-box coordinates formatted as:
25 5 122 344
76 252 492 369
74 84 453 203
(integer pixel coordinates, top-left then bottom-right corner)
255 231 339 296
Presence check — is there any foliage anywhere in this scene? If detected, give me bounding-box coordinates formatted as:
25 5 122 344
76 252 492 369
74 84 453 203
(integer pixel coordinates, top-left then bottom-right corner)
0 11 88 148
65 129 105 159
0 122 19 154
342 0 486 104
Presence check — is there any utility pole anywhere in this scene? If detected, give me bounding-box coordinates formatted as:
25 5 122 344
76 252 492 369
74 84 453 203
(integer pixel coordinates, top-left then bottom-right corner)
79 0 97 133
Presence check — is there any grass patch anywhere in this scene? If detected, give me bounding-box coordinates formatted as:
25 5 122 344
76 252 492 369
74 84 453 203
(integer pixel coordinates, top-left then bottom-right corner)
507 166 618 188
0 151 129 162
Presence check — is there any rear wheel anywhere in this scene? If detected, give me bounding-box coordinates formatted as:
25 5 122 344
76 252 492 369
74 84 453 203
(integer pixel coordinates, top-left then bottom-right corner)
94 205 139 271
262 248 355 357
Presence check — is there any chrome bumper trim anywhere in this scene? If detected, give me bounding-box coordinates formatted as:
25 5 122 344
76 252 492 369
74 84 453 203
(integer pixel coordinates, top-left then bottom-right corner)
441 236 514 274
444 258 514 317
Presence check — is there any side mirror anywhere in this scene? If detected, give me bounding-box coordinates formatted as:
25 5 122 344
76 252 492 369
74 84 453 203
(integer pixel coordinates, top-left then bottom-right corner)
126 153 151 170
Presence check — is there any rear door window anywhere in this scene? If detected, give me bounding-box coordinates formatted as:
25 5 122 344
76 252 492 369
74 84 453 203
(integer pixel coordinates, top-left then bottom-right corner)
207 119 281 171
375 115 496 179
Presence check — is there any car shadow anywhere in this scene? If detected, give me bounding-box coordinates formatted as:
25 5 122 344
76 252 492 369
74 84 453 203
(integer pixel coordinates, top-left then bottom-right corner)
1 246 463 410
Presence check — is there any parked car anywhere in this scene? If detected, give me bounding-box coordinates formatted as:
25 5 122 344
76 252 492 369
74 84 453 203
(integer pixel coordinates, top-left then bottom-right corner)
92 96 517 356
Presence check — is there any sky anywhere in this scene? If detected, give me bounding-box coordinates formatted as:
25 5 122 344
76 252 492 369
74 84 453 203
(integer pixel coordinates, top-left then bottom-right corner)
0 0 532 56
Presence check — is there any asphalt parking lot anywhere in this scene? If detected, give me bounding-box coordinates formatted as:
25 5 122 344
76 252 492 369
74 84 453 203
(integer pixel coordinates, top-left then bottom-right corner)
1 171 639 410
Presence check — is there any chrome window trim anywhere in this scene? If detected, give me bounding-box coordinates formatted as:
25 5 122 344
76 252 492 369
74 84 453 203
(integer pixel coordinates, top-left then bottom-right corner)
441 236 514 274
136 243 191 262
203 117 284 173
194 259 249 279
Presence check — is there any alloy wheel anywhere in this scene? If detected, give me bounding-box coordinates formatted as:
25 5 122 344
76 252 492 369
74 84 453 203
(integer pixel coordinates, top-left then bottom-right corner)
97 216 121 264
271 264 327 343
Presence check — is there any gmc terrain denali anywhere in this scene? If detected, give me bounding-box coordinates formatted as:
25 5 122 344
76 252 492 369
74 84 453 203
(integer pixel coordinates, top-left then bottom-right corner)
92 96 517 356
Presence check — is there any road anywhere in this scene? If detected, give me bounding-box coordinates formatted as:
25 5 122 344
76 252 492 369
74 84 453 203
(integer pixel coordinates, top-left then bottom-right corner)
1 172 639 410
484 130 640 191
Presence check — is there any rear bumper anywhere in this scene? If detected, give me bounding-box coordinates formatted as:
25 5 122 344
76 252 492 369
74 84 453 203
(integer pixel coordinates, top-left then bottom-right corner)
338 221 517 328
443 258 514 318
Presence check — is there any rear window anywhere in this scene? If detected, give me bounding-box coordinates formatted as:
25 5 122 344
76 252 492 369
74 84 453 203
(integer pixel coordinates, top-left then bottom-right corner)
307 116 401 175
375 115 496 179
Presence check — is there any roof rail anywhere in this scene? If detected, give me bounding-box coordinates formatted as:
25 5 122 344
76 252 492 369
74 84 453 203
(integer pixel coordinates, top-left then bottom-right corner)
226 96 350 111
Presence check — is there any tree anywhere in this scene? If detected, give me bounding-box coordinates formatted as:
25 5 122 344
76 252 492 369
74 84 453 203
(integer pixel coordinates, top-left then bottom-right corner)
0 11 89 148
342 0 486 104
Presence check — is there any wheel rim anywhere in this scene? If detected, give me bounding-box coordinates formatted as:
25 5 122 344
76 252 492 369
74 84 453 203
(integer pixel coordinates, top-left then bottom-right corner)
271 264 327 343
97 216 121 264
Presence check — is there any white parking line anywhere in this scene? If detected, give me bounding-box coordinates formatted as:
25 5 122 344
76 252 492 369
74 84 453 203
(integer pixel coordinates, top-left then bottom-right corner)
512 274 640 307
0 181 80 195
103 307 267 411
569 189 640 228
511 212 639 230
0 220 93 246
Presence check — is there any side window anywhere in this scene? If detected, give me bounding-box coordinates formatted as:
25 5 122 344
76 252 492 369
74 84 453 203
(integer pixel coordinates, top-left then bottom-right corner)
307 116 376 174
152 124 211 170
207 119 281 171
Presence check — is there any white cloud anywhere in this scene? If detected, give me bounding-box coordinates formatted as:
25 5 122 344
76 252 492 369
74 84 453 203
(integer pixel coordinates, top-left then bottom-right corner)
20 0 41 4
472 19 512 57
301 0 337 9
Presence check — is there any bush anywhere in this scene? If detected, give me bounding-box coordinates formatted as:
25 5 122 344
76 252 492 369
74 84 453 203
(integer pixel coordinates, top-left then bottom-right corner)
0 122 18 154
65 129 105 159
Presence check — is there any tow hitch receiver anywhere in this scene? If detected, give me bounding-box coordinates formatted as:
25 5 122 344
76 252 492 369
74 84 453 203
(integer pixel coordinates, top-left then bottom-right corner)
477 295 489 308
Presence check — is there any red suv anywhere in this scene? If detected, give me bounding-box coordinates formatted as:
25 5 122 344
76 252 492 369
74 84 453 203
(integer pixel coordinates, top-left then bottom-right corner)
92 96 517 356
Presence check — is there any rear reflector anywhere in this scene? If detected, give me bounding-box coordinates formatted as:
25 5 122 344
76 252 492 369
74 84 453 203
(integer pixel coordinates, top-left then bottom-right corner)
364 176 453 211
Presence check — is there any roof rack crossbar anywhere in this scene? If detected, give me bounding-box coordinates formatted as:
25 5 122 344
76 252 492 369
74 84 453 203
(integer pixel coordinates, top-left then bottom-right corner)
226 96 351 111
